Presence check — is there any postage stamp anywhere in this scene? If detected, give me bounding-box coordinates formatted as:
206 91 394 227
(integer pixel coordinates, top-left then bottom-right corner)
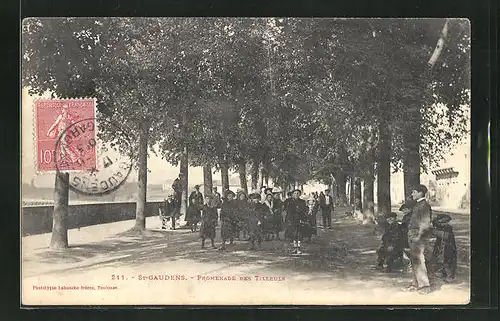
54 118 134 196
35 98 96 172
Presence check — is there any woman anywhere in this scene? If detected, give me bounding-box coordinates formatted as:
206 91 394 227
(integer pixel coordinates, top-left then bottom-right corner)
186 198 201 232
200 195 218 249
236 190 249 240
304 198 319 242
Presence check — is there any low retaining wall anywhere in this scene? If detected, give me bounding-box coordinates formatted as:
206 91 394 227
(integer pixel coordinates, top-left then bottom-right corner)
22 202 161 236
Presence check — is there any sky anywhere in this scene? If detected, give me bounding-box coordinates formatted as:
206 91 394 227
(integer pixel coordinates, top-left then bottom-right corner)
21 88 217 187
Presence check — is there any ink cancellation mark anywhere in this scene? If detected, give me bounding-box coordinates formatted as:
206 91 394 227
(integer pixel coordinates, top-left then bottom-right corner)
55 118 133 196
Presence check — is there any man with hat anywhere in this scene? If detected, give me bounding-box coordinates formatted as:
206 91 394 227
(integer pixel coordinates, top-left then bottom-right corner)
406 184 434 294
219 190 237 251
431 213 457 283
319 189 334 229
376 212 405 272
286 189 308 254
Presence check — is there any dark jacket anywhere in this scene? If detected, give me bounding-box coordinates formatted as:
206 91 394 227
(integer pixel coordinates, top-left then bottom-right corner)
286 198 308 225
319 195 333 210
189 191 204 206
381 222 404 250
409 199 433 237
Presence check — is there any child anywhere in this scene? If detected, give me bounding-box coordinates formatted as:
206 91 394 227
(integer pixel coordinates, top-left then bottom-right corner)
376 212 405 272
431 214 457 283
186 197 201 232
200 196 218 249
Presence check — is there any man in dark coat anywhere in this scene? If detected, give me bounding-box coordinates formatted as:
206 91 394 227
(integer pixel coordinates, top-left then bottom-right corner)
287 189 308 254
431 214 457 283
219 190 237 251
376 212 405 272
172 173 184 210
319 189 334 229
406 184 434 294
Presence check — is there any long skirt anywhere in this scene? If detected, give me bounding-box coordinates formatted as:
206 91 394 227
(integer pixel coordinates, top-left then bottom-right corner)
200 221 216 239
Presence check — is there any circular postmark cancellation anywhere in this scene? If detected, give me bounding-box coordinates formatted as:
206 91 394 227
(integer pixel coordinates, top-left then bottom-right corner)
54 118 133 196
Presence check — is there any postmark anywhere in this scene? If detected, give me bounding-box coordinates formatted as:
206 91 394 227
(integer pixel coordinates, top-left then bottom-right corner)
54 117 133 196
34 98 96 172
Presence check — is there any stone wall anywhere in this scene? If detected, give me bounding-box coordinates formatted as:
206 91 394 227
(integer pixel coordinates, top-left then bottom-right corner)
22 201 161 236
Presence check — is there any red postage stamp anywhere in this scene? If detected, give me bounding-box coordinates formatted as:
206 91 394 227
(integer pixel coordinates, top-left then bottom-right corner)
35 98 96 172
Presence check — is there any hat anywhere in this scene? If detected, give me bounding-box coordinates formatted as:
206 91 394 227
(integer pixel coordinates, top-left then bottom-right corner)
384 212 398 219
236 188 244 193
194 184 201 189
265 188 273 195
272 187 282 194
413 184 428 195
292 189 302 194
433 213 452 223
248 193 261 200
225 190 235 197
399 199 417 211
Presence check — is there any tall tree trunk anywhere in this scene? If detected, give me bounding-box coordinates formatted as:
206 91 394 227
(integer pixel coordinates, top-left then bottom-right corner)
348 176 354 205
135 122 149 230
403 130 421 199
362 168 375 213
179 145 188 217
403 19 449 199
50 172 69 249
251 159 259 190
377 121 392 216
220 158 229 191
354 177 362 211
203 165 213 198
238 158 248 194
336 172 347 206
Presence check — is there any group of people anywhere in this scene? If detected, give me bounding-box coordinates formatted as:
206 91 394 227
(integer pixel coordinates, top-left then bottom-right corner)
160 178 337 255
375 184 458 294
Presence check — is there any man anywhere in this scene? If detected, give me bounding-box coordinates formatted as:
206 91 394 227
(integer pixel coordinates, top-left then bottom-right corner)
212 187 222 206
406 184 434 294
319 189 333 229
286 189 308 254
189 185 204 207
171 173 185 209
376 212 405 272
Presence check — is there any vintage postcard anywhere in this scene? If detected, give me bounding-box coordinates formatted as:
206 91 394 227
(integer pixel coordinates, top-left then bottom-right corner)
21 17 471 306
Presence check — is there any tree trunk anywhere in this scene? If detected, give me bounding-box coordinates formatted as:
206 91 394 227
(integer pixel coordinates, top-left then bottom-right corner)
377 121 392 216
251 159 259 190
259 167 265 188
348 176 354 205
335 172 348 206
179 145 188 217
238 158 248 194
403 129 421 199
203 164 213 198
403 19 449 200
50 172 69 249
362 169 375 213
220 158 229 191
134 123 149 230
354 177 362 211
